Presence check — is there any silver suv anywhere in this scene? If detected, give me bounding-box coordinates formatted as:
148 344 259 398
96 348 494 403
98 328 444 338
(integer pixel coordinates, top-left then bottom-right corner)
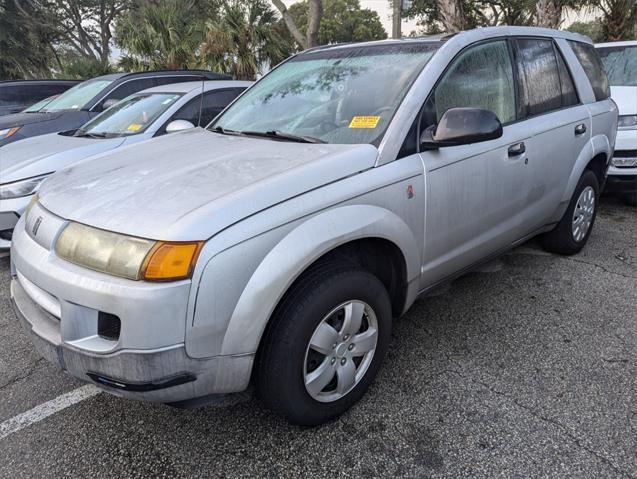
10 27 617 426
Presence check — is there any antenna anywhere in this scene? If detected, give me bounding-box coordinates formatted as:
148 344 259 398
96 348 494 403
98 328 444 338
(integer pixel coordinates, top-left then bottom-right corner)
197 73 205 127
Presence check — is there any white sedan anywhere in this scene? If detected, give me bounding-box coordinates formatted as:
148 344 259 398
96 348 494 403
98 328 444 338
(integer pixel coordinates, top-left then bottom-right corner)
0 80 251 248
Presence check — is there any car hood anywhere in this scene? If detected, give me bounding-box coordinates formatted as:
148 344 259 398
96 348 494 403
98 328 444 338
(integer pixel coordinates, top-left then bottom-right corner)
610 86 637 115
0 132 125 183
0 111 64 129
39 128 378 241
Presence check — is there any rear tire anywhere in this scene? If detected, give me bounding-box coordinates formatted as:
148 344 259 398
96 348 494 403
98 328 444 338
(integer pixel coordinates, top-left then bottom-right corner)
256 261 392 426
541 170 599 256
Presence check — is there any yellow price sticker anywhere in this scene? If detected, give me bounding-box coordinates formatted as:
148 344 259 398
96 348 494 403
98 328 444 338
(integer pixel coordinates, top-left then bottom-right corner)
127 123 143 132
348 116 381 129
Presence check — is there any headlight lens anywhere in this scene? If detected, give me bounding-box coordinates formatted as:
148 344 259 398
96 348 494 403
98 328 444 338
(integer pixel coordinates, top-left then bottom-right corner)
0 126 20 141
0 174 50 200
55 222 203 281
618 115 637 129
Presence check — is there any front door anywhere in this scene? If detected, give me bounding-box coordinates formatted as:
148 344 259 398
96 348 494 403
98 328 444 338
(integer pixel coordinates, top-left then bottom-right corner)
418 39 531 287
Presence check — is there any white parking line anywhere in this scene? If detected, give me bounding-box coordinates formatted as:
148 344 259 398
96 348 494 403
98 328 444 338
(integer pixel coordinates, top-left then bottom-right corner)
0 385 101 441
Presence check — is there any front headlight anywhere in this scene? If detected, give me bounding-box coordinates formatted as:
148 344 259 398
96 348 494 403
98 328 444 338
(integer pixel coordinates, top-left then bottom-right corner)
0 126 20 141
618 115 637 129
55 222 203 281
0 174 50 200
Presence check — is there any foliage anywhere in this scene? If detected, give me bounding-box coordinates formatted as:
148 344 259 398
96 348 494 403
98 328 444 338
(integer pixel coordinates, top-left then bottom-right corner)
202 0 291 80
115 0 210 70
287 0 387 45
54 53 117 79
587 0 637 41
567 20 605 42
0 0 59 79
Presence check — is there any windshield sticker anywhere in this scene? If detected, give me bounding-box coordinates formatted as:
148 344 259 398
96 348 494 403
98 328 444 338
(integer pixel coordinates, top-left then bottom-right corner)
127 123 143 132
349 116 381 129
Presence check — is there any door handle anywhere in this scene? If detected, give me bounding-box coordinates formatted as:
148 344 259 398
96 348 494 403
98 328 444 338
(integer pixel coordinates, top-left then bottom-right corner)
575 124 587 135
508 142 526 157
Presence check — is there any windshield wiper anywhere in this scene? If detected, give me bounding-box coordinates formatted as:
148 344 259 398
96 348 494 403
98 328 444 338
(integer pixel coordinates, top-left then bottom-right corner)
240 130 326 144
74 130 111 139
210 126 245 137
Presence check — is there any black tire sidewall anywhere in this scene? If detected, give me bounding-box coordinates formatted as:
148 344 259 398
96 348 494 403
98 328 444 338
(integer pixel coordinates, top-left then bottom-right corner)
258 266 392 426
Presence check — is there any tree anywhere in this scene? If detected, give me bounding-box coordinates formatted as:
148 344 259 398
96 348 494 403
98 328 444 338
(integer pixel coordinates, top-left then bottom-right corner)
438 0 466 31
273 0 323 48
286 0 387 46
201 0 291 80
115 0 209 70
567 20 605 42
0 0 59 79
588 0 637 40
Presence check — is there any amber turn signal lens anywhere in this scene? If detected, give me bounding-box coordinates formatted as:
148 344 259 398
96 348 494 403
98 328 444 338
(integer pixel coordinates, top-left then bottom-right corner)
141 241 203 281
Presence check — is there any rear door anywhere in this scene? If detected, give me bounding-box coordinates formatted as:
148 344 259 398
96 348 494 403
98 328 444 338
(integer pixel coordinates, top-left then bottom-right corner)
419 39 532 286
512 37 591 230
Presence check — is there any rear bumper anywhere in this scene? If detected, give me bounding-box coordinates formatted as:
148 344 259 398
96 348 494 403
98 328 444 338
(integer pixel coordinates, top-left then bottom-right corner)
11 277 254 402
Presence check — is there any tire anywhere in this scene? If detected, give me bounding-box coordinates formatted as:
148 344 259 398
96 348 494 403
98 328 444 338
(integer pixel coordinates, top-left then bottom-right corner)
255 261 392 426
541 170 599 256
621 191 637 207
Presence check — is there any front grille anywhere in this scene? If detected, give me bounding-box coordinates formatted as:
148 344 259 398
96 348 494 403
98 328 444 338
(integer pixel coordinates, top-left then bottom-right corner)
613 149 637 158
0 229 12 241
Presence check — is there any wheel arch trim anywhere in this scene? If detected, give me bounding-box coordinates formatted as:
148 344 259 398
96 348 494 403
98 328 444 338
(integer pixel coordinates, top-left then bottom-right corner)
218 204 421 356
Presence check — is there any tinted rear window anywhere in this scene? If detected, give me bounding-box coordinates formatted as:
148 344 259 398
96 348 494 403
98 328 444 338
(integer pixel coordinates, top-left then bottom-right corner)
569 41 610 101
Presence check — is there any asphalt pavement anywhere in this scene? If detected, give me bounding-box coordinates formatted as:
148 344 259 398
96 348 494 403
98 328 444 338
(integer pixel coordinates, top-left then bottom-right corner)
0 197 635 478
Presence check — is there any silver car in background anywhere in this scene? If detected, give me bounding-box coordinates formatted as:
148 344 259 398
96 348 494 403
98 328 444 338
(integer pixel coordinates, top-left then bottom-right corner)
10 27 617 426
0 81 251 248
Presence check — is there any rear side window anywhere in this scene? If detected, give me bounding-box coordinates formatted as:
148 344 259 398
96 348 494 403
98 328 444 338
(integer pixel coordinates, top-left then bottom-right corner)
423 40 516 127
555 48 579 107
568 41 610 101
515 38 563 116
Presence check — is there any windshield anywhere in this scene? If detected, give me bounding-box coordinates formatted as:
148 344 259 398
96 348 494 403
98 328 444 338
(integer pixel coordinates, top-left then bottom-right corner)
211 43 439 144
76 92 182 138
24 95 59 112
40 79 113 112
598 46 637 86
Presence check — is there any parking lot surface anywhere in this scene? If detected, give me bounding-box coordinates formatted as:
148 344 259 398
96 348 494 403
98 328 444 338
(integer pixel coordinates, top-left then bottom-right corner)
0 197 635 478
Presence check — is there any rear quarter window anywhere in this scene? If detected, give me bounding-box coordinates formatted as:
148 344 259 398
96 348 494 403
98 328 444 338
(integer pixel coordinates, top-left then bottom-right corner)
568 41 610 101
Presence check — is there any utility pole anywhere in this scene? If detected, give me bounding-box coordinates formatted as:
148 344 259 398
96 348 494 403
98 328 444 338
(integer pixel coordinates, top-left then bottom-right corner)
392 0 402 39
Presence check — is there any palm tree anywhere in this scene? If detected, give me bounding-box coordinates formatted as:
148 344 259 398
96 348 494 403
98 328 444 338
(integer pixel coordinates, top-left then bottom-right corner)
588 0 637 41
201 0 292 80
115 0 206 70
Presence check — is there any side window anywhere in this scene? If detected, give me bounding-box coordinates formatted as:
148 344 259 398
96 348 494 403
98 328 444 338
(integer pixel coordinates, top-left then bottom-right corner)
422 40 516 129
199 89 245 126
555 46 579 107
153 76 201 87
97 78 154 110
515 38 562 116
164 89 246 131
568 41 611 101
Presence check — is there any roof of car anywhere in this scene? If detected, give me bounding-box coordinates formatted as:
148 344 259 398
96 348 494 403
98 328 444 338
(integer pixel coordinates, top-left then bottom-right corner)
595 40 637 48
91 70 232 83
303 26 592 56
137 80 253 95
0 79 80 85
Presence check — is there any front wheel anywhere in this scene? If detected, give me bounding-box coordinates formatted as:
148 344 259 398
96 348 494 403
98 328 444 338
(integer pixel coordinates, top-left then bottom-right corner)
541 170 599 256
255 262 392 426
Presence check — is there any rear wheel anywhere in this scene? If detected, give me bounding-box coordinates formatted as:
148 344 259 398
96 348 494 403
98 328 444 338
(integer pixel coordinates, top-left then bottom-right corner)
541 170 599 255
256 262 392 426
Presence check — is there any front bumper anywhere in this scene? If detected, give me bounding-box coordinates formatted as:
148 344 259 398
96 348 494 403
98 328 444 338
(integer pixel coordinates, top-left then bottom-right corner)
10 209 253 402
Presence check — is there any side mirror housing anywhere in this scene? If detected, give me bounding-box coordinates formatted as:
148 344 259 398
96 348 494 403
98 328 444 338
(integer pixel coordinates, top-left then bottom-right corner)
102 99 119 110
165 119 195 133
420 107 503 150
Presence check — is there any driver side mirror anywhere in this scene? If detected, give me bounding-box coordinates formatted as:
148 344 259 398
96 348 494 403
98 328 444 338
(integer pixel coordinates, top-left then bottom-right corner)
102 99 119 110
420 107 503 150
165 119 195 133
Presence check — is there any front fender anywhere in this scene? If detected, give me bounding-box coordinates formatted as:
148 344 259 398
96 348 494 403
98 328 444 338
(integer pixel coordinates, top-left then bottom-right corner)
216 204 421 357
